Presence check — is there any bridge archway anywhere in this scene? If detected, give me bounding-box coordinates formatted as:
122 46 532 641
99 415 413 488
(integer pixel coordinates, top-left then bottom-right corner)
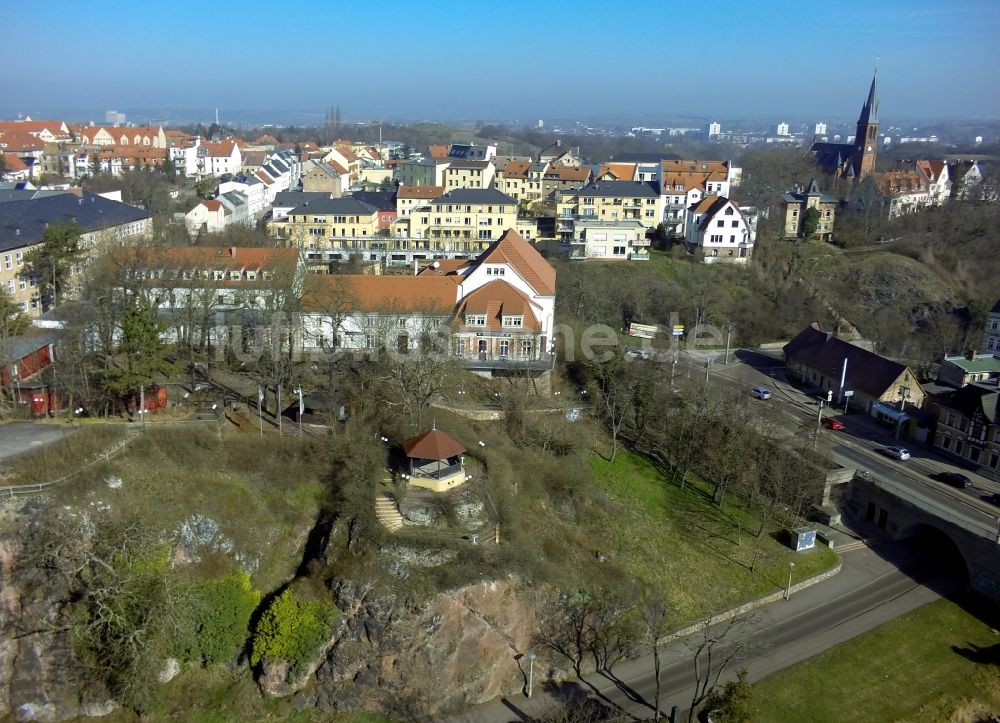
895 522 971 589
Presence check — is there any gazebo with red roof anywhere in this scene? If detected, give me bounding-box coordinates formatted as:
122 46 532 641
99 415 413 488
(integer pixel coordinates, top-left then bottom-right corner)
402 427 467 492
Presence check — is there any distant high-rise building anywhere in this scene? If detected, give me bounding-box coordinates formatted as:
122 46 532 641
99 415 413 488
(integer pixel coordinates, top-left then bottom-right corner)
708 121 721 137
814 122 827 135
976 135 984 145
776 122 790 136
105 110 126 126
537 119 544 128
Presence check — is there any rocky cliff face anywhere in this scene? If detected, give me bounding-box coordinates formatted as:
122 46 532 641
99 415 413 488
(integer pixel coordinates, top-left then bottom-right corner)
279 576 539 717
0 506 117 722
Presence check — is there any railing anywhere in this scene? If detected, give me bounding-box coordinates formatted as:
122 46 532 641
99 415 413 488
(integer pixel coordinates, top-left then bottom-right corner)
857 471 999 540
412 462 465 481
0 430 141 498
456 352 555 371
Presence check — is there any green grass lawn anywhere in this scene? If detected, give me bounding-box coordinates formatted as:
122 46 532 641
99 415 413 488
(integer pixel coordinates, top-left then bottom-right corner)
754 596 1000 722
589 450 838 621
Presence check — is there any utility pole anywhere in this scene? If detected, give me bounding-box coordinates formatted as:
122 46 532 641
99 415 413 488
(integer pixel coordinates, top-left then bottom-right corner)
838 357 848 405
139 384 145 429
277 385 282 436
724 325 733 365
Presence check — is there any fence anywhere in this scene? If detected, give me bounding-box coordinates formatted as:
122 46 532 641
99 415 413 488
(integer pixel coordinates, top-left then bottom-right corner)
0 430 141 498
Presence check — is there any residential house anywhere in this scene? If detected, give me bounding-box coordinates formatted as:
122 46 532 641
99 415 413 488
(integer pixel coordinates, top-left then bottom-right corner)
350 191 397 230
442 160 495 190
408 189 518 253
321 147 362 186
937 352 1000 389
565 220 649 261
783 322 925 421
556 181 662 242
660 160 741 237
932 385 1000 470
271 191 333 221
541 165 592 198
217 179 268 221
448 143 496 161
0 192 152 314
397 185 444 217
302 160 346 195
864 169 929 219
184 191 250 235
271 197 381 262
781 180 839 241
78 126 167 148
0 120 71 143
201 140 243 178
983 299 1000 352
949 161 987 201
1 154 31 183
684 196 755 263
596 163 638 182
395 158 446 187
915 160 951 206
538 141 580 167
493 160 532 202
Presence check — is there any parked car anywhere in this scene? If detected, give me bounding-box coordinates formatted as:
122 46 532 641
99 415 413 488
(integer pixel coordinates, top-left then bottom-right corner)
880 446 911 461
821 417 843 430
937 472 972 489
750 386 772 400
983 492 1000 506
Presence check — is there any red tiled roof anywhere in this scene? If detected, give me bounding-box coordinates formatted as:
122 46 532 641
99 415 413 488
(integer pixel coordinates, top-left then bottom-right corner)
300 274 459 314
2 154 29 172
428 144 450 160
477 229 555 295
403 428 466 460
597 163 636 181
455 280 541 332
202 199 223 212
417 259 468 277
502 160 532 179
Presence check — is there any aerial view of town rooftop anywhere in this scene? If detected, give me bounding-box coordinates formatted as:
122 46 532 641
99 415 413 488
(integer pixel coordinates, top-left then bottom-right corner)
1 1 1000 722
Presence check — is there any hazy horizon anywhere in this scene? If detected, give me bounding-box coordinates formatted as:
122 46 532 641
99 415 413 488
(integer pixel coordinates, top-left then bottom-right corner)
6 0 1000 125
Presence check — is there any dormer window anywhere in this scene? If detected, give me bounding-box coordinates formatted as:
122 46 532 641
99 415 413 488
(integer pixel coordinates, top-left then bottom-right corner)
485 266 505 277
466 314 486 326
229 270 241 280
247 270 257 280
214 270 225 281
503 316 523 328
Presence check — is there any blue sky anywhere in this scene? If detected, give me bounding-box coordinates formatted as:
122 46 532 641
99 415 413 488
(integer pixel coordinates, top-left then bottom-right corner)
6 0 1000 123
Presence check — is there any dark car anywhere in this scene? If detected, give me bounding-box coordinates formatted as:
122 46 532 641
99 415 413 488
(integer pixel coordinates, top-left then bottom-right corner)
938 472 972 489
821 417 843 430
983 492 1000 506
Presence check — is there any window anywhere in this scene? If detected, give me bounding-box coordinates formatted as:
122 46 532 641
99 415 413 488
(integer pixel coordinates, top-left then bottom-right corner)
6 280 13 293
732 220 739 227
613 246 626 256
992 320 999 331
710 234 723 243
942 435 951 450
466 314 486 326
499 339 509 357
716 220 724 227
725 207 734 215
3 254 10 270
15 251 22 266
18 279 26 291
521 340 532 357
398 317 407 328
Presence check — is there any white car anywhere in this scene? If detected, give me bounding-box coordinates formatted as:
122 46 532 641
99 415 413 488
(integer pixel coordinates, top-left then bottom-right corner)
750 386 772 400
881 446 911 461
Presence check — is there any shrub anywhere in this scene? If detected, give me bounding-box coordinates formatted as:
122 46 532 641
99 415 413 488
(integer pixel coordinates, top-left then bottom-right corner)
250 588 338 676
182 572 261 666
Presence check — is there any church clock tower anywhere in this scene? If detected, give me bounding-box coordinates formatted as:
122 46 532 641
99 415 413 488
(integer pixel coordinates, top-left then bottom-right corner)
853 70 879 181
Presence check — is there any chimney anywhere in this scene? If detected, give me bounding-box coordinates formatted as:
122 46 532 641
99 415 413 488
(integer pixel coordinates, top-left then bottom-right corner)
966 349 976 361
229 246 237 258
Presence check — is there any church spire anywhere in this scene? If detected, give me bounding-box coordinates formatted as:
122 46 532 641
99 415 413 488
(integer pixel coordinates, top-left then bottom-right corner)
858 67 878 125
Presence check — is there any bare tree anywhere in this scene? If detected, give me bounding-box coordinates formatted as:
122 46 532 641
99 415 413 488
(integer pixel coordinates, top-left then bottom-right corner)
641 594 671 721
683 613 755 723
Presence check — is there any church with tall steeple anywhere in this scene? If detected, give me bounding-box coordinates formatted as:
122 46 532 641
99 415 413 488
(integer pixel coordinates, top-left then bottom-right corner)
810 69 880 182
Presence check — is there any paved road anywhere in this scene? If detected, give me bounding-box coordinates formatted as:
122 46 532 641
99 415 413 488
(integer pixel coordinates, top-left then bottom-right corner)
0 421 71 462
443 543 948 722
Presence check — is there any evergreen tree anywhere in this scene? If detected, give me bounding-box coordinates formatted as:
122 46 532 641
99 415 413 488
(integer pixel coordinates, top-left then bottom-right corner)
102 301 175 397
23 221 83 310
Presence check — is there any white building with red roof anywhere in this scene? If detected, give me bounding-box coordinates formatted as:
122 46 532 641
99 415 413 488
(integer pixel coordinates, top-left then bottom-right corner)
684 196 755 264
299 228 556 378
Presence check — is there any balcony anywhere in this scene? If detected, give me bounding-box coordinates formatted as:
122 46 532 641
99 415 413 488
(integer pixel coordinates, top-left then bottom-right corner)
456 352 555 371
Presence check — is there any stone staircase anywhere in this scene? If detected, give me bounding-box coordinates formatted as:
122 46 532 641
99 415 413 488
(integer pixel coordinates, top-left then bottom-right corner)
375 493 403 532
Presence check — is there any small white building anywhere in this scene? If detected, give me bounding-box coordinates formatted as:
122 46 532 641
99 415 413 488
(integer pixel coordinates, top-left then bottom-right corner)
776 122 790 137
566 220 649 261
685 196 755 263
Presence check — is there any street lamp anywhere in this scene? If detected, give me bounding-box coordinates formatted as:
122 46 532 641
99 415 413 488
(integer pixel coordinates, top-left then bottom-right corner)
784 561 796 600
525 651 537 698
